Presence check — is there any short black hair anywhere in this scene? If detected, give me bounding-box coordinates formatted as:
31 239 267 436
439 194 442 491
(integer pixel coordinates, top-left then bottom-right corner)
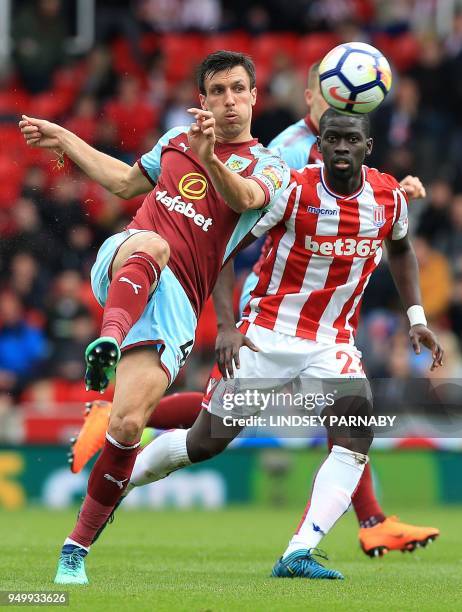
319 108 370 137
196 50 256 95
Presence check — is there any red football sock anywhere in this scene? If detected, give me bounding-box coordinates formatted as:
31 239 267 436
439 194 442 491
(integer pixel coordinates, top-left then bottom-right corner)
147 392 203 429
69 434 140 548
327 437 385 524
101 252 161 346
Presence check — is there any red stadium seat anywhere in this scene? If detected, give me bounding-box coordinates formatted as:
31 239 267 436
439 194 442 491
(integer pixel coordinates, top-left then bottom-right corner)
0 154 24 208
251 33 299 68
140 32 161 56
373 32 420 72
31 90 74 119
296 33 341 71
111 37 146 81
162 34 204 84
202 32 251 56
0 125 24 157
0 89 29 117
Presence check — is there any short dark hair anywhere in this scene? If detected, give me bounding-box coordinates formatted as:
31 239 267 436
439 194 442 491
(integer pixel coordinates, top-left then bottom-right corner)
319 107 370 137
196 50 256 95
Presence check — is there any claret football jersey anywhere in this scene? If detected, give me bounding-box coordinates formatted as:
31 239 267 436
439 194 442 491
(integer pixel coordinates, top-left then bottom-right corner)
128 126 290 316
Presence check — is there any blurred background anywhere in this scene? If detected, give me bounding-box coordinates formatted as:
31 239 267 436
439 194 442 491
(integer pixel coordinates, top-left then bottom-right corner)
1 0 462 510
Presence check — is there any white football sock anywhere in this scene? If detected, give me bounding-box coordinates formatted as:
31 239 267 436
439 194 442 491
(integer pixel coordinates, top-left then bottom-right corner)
283 445 367 558
128 429 191 490
64 537 89 552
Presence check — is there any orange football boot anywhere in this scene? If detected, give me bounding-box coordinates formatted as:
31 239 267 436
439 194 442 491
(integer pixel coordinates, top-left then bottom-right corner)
68 400 111 473
359 516 440 557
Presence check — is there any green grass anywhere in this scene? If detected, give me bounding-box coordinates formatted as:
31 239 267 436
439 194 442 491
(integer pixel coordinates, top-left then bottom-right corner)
1 506 461 611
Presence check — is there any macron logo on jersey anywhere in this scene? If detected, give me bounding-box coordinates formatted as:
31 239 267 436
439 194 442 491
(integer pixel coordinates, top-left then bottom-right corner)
307 205 338 216
155 190 213 232
305 235 382 258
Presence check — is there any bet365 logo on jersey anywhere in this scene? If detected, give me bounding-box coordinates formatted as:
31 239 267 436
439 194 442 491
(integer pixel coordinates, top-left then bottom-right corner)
305 235 382 258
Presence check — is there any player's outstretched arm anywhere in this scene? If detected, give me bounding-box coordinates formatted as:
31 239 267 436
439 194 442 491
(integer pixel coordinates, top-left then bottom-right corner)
213 260 259 379
385 235 444 370
19 115 152 199
186 108 267 212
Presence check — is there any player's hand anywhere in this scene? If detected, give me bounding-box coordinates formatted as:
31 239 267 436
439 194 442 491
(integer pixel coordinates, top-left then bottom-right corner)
409 324 444 371
19 115 63 150
399 175 426 200
215 326 259 379
187 108 216 163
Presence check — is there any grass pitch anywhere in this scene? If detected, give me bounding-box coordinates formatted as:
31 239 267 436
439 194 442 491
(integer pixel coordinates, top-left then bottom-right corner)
1 506 461 611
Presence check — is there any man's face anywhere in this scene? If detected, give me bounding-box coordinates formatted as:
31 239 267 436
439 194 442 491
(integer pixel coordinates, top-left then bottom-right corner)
199 66 256 140
318 114 372 181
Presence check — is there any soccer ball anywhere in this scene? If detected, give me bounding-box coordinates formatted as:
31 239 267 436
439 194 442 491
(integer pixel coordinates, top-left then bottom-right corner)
319 42 392 115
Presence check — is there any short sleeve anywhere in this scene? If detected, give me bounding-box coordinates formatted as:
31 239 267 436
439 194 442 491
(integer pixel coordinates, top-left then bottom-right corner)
247 153 291 211
252 179 300 238
391 187 409 240
138 126 188 185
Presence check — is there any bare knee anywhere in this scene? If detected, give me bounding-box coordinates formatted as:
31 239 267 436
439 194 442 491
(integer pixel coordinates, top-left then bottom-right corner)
136 235 170 268
109 413 145 444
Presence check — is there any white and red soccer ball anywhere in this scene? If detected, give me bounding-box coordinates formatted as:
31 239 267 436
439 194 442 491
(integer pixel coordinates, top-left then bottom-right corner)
319 42 392 115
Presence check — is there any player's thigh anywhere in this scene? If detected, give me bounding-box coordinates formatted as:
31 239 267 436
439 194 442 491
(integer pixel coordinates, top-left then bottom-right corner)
112 229 170 277
302 343 373 453
108 347 169 441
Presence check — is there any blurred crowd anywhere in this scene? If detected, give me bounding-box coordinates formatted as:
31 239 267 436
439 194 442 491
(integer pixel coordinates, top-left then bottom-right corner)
1 0 462 419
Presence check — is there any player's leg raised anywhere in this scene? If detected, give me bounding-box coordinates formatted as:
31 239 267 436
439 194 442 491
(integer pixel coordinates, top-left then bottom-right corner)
86 230 169 393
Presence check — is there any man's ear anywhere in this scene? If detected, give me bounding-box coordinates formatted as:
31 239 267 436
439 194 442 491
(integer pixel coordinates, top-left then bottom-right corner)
304 88 312 108
251 87 257 106
199 93 207 110
366 137 373 156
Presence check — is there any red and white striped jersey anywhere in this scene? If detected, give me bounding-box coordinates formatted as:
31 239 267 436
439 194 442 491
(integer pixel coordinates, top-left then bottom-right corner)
243 165 409 344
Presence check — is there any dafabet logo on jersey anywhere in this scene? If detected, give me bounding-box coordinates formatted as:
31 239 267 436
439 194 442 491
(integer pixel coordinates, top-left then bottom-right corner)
179 172 208 200
155 172 212 232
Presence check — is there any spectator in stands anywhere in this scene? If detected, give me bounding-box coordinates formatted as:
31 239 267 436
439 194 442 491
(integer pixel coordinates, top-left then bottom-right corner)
64 96 99 145
448 274 462 349
408 35 452 178
438 194 462 275
162 79 196 131
416 179 452 247
12 0 68 93
45 270 91 353
136 0 183 32
413 235 453 322
60 225 96 277
47 311 97 382
41 175 85 238
0 290 47 396
7 252 50 314
180 0 222 31
81 46 117 101
1 197 61 272
370 76 421 175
